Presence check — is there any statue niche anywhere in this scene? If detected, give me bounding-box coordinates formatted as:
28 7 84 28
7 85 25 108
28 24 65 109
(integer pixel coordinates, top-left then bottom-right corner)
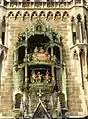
31 47 50 62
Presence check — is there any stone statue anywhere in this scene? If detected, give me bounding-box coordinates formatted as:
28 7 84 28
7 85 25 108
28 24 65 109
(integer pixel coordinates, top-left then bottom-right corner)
31 71 36 83
39 47 45 53
45 51 50 62
38 47 48 61
34 46 38 53
32 46 50 62
37 72 42 82
32 47 38 60
45 70 50 82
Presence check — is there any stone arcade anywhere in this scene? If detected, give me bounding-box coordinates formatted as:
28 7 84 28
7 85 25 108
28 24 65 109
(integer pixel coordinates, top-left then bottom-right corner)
0 0 88 119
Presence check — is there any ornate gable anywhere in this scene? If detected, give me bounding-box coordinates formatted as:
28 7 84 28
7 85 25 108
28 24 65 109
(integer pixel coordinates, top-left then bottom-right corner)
32 100 51 119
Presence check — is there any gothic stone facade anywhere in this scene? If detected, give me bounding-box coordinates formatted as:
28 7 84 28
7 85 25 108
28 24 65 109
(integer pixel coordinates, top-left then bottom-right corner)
0 0 88 119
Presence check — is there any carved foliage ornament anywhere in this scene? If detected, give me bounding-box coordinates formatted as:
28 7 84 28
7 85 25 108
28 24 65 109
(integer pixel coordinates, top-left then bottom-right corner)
16 20 60 50
18 20 52 39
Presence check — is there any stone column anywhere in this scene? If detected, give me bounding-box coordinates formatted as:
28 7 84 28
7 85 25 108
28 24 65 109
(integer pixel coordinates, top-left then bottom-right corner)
82 48 87 79
81 0 84 5
1 0 4 6
24 54 27 88
73 0 75 5
50 95 53 108
75 48 83 87
79 22 83 43
24 29 28 115
60 47 62 64
52 92 57 118
83 47 88 113
5 18 9 47
56 96 62 119
0 54 3 85
76 20 80 43
79 49 85 88
14 49 18 66
62 64 67 108
51 43 55 84
56 68 61 89
83 29 87 43
28 96 31 115
83 16 88 43
68 20 75 46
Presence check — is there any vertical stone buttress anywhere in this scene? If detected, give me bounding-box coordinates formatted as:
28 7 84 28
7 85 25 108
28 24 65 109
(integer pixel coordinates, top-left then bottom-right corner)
66 11 88 116
0 3 6 116
0 16 13 116
0 6 2 116
81 10 88 114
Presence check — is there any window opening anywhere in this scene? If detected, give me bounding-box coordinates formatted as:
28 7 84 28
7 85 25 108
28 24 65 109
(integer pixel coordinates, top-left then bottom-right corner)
15 93 22 108
73 32 76 45
18 46 25 64
2 32 5 45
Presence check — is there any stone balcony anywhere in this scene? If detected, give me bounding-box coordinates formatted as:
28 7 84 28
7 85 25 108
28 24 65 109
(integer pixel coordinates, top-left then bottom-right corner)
14 53 61 71
27 81 54 93
27 53 51 66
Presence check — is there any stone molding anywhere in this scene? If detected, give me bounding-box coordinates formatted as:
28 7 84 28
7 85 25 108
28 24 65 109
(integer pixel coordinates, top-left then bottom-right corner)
0 117 14 119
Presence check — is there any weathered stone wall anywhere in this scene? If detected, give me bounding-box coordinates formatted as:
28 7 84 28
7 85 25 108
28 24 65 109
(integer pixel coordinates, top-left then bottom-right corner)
0 2 88 117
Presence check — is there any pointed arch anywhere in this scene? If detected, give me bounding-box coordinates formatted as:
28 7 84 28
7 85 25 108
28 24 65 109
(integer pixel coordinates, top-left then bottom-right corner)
55 11 61 17
47 11 53 20
23 11 30 18
63 11 69 17
31 11 38 19
7 11 14 17
54 11 61 19
39 11 45 17
47 11 53 17
15 93 22 108
23 11 30 20
15 11 22 19
32 100 51 119
63 11 69 20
